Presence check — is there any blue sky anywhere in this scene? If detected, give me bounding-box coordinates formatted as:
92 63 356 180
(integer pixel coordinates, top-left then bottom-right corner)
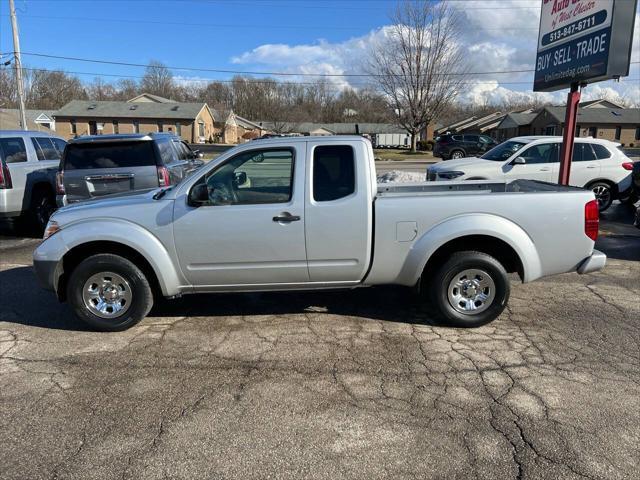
1 0 639 105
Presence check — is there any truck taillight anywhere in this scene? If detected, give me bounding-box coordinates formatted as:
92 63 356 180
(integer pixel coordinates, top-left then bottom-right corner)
55 171 65 194
157 166 170 187
622 162 634 171
585 199 599 241
0 163 12 189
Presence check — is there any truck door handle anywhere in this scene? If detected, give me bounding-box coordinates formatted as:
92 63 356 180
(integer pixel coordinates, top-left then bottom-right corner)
273 212 301 223
586 165 597 169
539 168 551 171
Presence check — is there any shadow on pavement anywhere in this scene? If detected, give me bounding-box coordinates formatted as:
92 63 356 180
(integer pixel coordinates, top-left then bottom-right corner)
598 202 640 261
0 265 443 331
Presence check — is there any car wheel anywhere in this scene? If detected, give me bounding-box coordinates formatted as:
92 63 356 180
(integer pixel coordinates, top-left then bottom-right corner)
589 182 613 211
67 254 154 331
450 150 465 159
28 188 56 233
427 251 510 328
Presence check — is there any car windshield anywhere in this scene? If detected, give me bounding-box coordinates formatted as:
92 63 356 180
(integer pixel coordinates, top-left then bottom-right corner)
481 141 527 161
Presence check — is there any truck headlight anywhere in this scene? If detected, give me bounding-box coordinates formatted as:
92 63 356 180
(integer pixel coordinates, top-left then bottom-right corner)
438 171 465 180
43 220 61 240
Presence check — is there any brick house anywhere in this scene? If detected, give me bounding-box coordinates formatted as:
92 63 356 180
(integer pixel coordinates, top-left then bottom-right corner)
54 96 217 143
529 106 640 145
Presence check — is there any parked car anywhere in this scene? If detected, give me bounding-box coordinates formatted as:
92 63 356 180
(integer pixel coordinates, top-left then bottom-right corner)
433 133 498 160
35 135 605 331
0 130 66 231
427 136 633 211
57 133 204 206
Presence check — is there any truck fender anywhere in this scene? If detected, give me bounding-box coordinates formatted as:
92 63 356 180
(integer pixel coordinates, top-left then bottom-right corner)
396 214 543 285
36 219 184 297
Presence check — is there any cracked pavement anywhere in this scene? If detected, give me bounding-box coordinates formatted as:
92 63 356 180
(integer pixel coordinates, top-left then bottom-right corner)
1 206 639 480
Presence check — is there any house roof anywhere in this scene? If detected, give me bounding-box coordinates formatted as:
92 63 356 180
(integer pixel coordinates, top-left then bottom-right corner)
579 99 625 109
537 106 640 124
127 93 176 103
496 112 539 129
0 109 55 130
54 100 210 120
258 122 406 135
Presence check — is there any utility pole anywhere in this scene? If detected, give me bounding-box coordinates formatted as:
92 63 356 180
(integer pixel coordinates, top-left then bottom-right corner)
9 0 28 130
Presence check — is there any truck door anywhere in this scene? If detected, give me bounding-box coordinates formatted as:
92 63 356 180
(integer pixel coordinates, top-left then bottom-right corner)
304 141 373 282
172 144 309 287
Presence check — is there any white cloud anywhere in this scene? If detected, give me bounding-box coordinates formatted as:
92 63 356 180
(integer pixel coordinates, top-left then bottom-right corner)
229 3 639 107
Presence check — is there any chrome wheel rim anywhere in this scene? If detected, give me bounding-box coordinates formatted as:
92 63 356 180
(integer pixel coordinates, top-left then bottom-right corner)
452 151 463 159
447 269 495 315
82 272 132 319
592 185 611 209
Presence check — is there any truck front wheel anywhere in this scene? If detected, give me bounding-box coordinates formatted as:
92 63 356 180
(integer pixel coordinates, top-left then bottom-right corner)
427 251 510 327
67 254 154 331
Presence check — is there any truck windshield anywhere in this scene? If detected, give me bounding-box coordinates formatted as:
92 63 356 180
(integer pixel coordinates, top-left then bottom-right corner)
481 141 527 161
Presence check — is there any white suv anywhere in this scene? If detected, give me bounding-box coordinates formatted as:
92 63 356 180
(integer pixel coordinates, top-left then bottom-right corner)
426 136 634 211
0 130 67 230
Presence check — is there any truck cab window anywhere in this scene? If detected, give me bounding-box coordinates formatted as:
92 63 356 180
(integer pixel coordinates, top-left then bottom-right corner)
313 145 355 202
203 149 294 206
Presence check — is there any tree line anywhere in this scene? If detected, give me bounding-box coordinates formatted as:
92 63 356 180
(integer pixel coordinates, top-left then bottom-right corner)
0 62 395 127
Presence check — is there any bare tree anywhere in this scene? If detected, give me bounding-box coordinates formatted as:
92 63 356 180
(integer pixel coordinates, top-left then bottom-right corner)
26 69 86 109
141 61 175 99
368 0 467 151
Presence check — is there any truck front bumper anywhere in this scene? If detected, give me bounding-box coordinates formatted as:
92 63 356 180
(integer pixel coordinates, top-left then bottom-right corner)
577 250 607 275
33 258 62 294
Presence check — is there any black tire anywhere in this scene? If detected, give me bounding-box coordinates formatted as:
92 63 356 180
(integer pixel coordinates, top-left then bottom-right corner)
427 251 510 328
587 181 614 212
67 254 154 331
27 187 56 234
450 150 465 160
619 192 638 206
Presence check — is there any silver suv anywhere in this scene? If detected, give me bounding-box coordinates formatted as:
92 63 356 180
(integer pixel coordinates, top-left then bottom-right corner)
0 130 66 231
57 133 204 206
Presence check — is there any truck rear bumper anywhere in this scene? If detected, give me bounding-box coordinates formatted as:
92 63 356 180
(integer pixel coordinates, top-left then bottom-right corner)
577 250 607 275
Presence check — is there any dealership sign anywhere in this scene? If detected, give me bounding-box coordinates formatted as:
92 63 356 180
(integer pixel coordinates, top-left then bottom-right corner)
534 0 638 92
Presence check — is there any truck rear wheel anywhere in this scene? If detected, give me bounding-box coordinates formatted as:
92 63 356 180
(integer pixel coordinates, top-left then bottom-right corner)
427 251 510 328
67 254 153 331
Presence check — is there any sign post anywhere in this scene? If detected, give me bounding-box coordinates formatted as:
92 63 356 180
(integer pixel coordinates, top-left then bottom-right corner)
534 0 638 184
557 82 581 185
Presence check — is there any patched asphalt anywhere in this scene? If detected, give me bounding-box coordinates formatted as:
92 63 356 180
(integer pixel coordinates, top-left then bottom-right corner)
0 204 638 480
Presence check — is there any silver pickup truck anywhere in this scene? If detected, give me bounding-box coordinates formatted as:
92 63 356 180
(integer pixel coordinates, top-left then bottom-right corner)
34 136 606 331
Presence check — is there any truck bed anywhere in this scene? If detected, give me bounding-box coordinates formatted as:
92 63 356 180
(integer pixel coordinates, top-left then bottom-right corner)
377 179 583 197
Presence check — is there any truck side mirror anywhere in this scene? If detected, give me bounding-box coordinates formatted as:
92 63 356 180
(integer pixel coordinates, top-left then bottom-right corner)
188 183 209 207
512 157 526 165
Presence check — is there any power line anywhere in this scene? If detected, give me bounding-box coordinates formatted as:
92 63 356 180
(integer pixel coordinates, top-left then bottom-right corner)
0 13 540 30
20 51 539 77
16 66 640 89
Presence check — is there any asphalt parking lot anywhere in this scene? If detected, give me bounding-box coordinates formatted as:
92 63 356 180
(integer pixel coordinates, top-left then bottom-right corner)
1 203 638 480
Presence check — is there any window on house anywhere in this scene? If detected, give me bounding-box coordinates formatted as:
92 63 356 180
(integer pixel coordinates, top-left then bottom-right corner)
545 125 556 136
589 126 598 137
175 123 182 137
113 120 119 134
313 145 356 202
614 126 621 140
198 122 205 137
133 120 140 133
157 122 163 132
636 127 640 141
70 120 77 135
